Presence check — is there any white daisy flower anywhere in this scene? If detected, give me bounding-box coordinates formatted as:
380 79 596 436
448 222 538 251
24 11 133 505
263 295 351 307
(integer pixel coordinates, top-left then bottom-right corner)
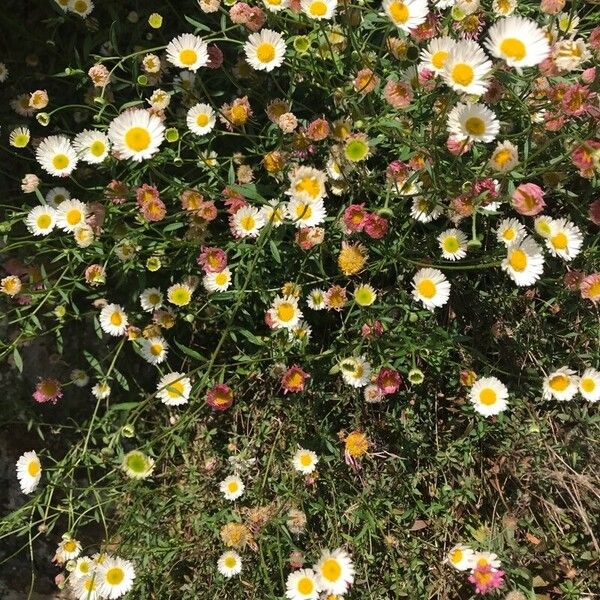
55 536 82 563
502 236 544 287
156 372 191 406
203 268 233 293
469 376 509 416
496 217 525 246
46 186 70 207
186 103 216 136
73 224 94 248
442 40 492 96
286 198 326 228
122 450 155 480
68 0 94 17
15 451 41 494
167 283 193 307
301 0 337 19
489 140 519 172
545 218 583 261
447 102 500 143
286 166 327 203
219 475 245 500
472 551 502 570
410 197 443 223
36 135 78 177
231 205 266 238
72 556 95 579
314 548 355 596
99 303 128 337
485 16 550 70
292 448 319 474
56 198 87 232
552 39 590 72
263 0 289 11
91 381 111 400
270 295 303 330
71 369 90 387
307 289 326 310
73 129 110 164
285 568 321 600
492 0 517 16
420 36 457 74
447 544 475 571
217 551 242 578
166 33 209 71
107 109 165 162
533 215 554 239
140 336 168 365
543 367 579 401
71 575 100 600
260 200 285 227
140 287 163 312
25 205 57 236
244 29 287 72
383 0 429 32
578 368 600 402
438 229 468 261
96 556 136 599
339 356 371 388
412 268 451 311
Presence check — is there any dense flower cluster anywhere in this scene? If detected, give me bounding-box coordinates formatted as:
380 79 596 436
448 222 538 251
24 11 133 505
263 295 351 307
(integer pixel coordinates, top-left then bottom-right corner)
1 0 599 597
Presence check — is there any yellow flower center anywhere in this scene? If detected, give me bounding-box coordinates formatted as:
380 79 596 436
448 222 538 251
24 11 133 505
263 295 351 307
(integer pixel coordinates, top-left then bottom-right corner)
300 453 312 466
431 50 448 69
276 302 295 322
227 481 239 493
196 113 209 127
508 249 527 272
240 214 256 231
551 232 568 250
465 117 485 136
580 377 595 393
389 1 409 23
64 540 77 552
321 558 342 581
90 140 105 157
167 380 185 397
125 127 151 152
479 388 497 405
295 203 313 220
83 579 96 591
27 460 40 476
256 42 276 63
549 374 569 391
309 0 327 16
443 237 459 253
171 288 191 305
450 549 463 563
179 49 198 66
500 37 526 61
106 567 125 585
224 556 237 568
494 148 513 168
73 0 88 13
37 214 52 229
295 176 320 198
587 281 600 298
110 312 123 326
150 343 163 356
451 63 474 86
417 279 436 299
230 104 248 124
298 577 314 593
66 208 82 225
52 154 69 170
215 272 228 286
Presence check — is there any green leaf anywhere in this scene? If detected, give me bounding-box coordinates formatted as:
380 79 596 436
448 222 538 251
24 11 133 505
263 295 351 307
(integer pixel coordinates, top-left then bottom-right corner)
174 340 205 362
13 347 23 373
